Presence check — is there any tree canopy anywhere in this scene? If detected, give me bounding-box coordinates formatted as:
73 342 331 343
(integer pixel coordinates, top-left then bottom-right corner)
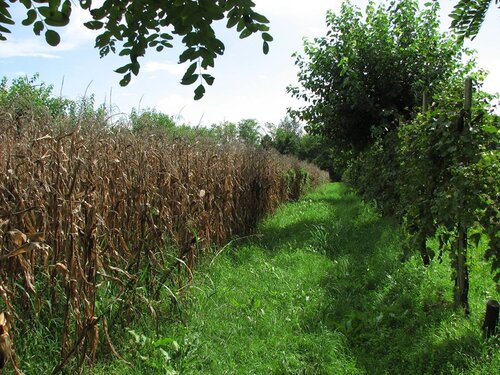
450 0 499 40
266 116 302 155
288 0 464 151
237 118 260 145
0 0 272 99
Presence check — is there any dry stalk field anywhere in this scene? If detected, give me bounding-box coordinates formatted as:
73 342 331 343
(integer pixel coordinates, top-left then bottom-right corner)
0 114 328 371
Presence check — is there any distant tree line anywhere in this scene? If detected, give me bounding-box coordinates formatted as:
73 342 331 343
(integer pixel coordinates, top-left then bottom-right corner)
130 109 335 177
0 74 334 177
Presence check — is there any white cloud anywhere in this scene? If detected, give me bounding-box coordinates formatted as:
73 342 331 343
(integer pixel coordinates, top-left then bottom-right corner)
56 6 99 50
0 40 60 58
155 94 192 119
0 6 98 59
143 61 186 75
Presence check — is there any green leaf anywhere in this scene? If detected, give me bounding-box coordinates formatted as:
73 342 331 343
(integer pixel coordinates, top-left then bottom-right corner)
263 41 269 55
84 20 104 30
119 72 131 86
483 125 498 134
0 15 15 29
179 47 197 63
152 337 176 348
211 38 225 55
239 28 252 39
202 74 215 86
45 13 70 27
33 20 44 35
22 9 37 26
236 20 245 32
0 6 13 23
255 23 270 32
80 0 92 10
49 0 62 12
184 62 198 78
226 16 238 29
131 62 140 75
194 84 205 100
45 29 61 46
262 32 273 42
181 73 198 86
0 24 10 34
146 33 158 43
252 13 270 24
38 6 54 19
200 55 215 69
115 64 131 74
90 7 106 19
61 0 72 17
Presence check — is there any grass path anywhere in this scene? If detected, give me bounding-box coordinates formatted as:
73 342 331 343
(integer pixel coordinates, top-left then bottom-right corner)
93 183 499 374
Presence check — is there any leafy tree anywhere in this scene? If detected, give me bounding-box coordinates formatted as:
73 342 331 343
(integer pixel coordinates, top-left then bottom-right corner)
261 117 335 178
211 120 238 142
0 0 272 99
260 133 273 149
270 116 302 155
129 108 176 133
237 118 260 145
297 134 337 179
397 74 499 308
288 0 463 153
450 0 500 40
277 115 302 136
170 123 215 139
0 74 69 118
0 74 111 132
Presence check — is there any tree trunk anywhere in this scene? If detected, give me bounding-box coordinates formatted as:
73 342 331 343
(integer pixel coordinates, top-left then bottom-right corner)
418 235 431 266
454 226 469 314
482 300 499 337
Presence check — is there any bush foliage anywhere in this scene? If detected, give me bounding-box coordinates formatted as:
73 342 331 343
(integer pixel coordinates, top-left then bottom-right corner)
290 0 499 312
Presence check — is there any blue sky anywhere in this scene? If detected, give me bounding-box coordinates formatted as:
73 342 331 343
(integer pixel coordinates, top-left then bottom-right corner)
1 0 499 126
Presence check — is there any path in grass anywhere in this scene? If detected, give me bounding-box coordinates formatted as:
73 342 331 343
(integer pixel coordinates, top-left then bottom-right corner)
94 183 499 374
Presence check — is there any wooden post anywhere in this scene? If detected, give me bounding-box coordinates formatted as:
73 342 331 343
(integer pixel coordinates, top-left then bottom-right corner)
454 226 469 313
464 77 473 111
454 78 472 314
422 90 429 113
482 300 499 337
437 235 443 263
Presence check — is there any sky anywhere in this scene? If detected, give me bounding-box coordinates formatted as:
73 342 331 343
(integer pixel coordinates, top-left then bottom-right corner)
1 0 499 127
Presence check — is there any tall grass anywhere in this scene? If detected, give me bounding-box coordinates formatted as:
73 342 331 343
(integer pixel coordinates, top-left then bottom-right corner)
0 106 328 373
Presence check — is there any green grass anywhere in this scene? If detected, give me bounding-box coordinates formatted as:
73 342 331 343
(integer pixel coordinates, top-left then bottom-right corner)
90 183 363 374
13 183 499 374
90 183 499 374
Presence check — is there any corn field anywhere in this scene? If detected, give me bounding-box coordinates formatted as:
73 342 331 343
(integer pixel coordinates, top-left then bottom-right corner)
0 113 328 372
